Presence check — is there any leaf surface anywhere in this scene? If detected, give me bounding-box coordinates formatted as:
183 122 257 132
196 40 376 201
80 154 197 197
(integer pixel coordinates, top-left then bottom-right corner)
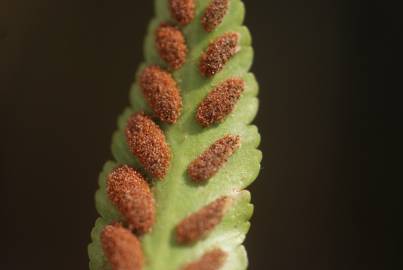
88 1 261 269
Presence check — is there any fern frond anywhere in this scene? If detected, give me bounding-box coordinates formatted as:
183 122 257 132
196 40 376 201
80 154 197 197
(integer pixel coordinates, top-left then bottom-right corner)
88 0 261 269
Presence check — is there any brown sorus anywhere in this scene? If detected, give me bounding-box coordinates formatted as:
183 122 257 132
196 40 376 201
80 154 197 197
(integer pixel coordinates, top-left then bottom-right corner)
155 24 187 70
196 78 244 127
188 135 240 182
199 33 239 77
176 196 231 244
181 248 228 270
107 165 155 234
201 0 229 32
169 0 196 26
125 112 171 179
101 224 144 270
140 66 182 123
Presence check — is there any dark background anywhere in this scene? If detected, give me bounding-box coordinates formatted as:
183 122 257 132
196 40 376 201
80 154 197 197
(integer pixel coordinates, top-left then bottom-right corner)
0 0 379 269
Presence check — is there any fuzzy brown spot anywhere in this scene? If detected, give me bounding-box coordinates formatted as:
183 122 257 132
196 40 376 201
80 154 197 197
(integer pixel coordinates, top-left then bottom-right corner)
176 197 231 244
201 0 229 32
125 113 171 179
197 78 244 127
140 66 182 123
188 135 240 182
155 24 187 70
101 224 144 270
169 0 196 25
107 165 155 234
182 248 228 270
199 33 239 77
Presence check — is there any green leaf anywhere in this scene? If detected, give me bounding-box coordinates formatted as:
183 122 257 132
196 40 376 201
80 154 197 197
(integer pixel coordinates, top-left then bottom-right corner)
88 0 261 269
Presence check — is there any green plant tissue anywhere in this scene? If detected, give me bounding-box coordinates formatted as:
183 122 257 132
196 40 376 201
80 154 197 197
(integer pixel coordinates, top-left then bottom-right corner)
88 0 261 269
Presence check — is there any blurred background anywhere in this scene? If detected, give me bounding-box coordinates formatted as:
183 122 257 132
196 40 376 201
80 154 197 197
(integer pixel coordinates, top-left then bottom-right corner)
0 0 380 269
